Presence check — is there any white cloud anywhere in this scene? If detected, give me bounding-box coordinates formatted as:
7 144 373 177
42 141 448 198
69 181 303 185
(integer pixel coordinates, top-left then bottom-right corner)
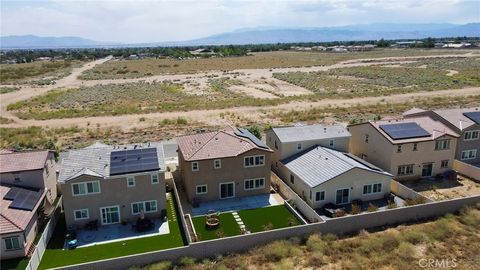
0 0 478 43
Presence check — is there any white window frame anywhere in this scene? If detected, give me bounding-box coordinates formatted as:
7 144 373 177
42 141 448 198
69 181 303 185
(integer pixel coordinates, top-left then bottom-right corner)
150 174 159 184
244 155 265 168
4 236 21 251
214 159 221 169
71 181 101 196
219 181 235 199
335 188 350 205
397 164 414 175
435 139 450 150
131 200 158 215
413 143 418 151
74 209 89 220
100 205 121 225
329 139 335 148
464 130 479 141
461 149 477 160
363 183 382 195
244 178 265 191
315 190 326 202
127 177 135 187
297 143 302 150
191 162 199 172
196 184 208 195
441 160 449 168
396 145 402 153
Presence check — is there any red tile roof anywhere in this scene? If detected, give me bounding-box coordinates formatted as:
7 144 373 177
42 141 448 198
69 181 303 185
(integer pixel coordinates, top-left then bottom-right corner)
176 126 272 161
0 150 51 173
0 186 45 234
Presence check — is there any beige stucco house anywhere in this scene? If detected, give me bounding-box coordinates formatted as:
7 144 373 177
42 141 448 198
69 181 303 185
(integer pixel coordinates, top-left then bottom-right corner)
403 107 480 165
59 143 166 228
281 146 392 208
348 117 459 181
176 127 273 203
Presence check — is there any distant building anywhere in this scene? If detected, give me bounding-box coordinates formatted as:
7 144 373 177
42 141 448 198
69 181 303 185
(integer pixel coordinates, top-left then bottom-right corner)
391 41 423 48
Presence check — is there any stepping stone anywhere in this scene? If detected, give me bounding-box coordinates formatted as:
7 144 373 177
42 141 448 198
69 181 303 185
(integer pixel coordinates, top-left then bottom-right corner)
232 212 238 215
238 221 244 225
240 225 246 229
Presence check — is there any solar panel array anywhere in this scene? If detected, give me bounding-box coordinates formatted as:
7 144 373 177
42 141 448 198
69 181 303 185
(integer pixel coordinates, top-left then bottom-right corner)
110 147 160 176
463 111 480 125
3 187 43 211
379 122 431 140
235 128 269 149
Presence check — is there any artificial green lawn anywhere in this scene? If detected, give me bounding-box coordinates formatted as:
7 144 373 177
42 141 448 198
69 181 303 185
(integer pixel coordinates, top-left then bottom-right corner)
192 213 241 241
239 205 301 233
38 193 186 269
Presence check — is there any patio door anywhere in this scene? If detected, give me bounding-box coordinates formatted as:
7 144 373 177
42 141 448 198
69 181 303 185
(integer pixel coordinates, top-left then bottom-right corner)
422 163 433 177
335 188 350 205
219 182 235 199
100 206 120 225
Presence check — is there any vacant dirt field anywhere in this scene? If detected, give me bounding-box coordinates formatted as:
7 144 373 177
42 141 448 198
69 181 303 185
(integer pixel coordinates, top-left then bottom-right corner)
0 60 83 85
404 175 480 201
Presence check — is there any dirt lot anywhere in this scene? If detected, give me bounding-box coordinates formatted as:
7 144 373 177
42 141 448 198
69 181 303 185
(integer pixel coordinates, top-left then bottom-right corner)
403 175 480 201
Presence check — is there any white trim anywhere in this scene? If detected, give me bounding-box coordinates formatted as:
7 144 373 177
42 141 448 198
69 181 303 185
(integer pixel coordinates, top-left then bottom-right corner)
244 155 265 168
131 200 158 215
104 169 164 180
314 190 326 202
362 183 382 196
4 236 21 251
244 178 265 191
219 181 235 199
127 176 136 187
191 162 199 172
73 209 90 220
71 181 101 196
213 159 221 169
99 205 121 225
464 130 479 141
335 188 350 205
150 174 159 184
196 184 208 195
461 149 477 160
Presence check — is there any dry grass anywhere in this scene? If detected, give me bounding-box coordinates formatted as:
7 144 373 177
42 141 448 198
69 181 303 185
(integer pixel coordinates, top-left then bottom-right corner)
0 60 82 84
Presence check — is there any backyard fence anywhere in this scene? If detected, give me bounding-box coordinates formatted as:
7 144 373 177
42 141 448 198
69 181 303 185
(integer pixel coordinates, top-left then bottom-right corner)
453 159 480 181
25 197 62 270
390 180 434 202
171 175 192 244
53 194 480 270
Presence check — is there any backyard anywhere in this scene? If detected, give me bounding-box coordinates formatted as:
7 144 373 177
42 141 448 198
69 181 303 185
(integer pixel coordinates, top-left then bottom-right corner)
403 175 480 201
38 193 187 269
191 205 301 241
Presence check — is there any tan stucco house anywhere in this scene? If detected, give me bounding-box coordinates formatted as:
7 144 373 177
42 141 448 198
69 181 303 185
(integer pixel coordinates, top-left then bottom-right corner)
176 127 273 203
59 142 166 228
348 117 459 181
404 107 480 165
281 146 392 208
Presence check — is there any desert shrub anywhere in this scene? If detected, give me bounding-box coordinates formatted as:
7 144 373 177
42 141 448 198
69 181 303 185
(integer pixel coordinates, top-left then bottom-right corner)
396 242 415 260
333 209 346 217
405 196 427 206
264 241 290 262
139 117 146 122
176 117 188 125
262 222 274 231
402 230 426 244
351 204 361 215
247 125 262 139
306 234 328 252
367 203 379 212
387 200 397 209
178 256 196 267
322 233 338 242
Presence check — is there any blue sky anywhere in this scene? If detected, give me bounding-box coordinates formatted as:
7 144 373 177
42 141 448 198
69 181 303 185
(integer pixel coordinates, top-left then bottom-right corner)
1 0 479 43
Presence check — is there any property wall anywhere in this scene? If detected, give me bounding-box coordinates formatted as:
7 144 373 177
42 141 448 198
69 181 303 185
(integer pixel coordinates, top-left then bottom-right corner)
55 195 480 270
453 160 480 181
179 148 272 203
390 180 434 202
61 172 166 228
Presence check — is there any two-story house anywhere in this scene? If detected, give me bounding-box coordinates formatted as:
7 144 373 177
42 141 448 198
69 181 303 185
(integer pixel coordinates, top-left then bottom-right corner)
59 143 166 228
176 127 273 203
404 107 480 165
348 117 459 181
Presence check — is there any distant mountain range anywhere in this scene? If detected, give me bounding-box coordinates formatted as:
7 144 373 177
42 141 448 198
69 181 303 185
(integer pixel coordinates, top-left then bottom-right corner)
1 23 479 49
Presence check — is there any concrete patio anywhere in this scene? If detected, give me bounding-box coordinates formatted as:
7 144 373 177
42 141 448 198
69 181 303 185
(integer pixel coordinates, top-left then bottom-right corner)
68 219 170 248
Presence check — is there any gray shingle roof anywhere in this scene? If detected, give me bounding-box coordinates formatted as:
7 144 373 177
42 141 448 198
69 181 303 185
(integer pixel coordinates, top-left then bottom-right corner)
282 146 391 188
59 142 165 183
272 124 351 143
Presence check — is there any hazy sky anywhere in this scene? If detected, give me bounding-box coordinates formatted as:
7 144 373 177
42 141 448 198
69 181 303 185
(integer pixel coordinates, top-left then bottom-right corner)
1 0 479 43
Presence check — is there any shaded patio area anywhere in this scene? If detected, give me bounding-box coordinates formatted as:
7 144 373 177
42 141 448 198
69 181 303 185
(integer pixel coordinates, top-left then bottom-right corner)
68 219 170 248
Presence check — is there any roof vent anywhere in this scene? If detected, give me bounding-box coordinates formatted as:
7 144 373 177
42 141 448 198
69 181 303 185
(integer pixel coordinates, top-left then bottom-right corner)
324 127 327 133
137 156 141 160
134 145 138 149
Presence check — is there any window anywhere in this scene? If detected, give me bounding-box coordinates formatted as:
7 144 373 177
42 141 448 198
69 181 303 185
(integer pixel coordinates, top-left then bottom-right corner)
464 130 479 141
72 181 100 196
397 164 414 175
435 139 450 150
441 160 449 168
244 178 265 190
196 184 207 195
214 159 221 169
244 155 265 167
297 143 302 150
315 191 325 201
151 174 159 184
363 183 382 195
365 134 369 143
74 209 89 220
397 145 402 153
13 173 21 182
290 174 295 184
191 162 199 171
413 143 418 151
4 236 20 250
461 149 477 160
329 139 335 148
274 140 278 149
127 177 135 187
132 200 157 215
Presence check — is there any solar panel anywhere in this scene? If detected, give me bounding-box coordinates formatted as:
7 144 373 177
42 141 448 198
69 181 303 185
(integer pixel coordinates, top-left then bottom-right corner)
8 188 43 211
3 187 23 200
110 147 160 176
235 128 269 149
379 122 431 140
463 111 480 124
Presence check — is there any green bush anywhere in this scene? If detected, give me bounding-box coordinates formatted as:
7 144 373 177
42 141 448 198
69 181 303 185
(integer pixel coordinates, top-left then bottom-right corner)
178 256 195 267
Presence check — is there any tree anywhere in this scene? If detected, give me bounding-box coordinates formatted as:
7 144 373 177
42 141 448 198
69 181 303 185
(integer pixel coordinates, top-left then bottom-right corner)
376 38 390 48
247 125 262 140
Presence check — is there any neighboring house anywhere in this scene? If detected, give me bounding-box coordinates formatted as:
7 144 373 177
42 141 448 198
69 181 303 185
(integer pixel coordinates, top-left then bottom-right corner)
348 117 459 181
404 107 480 165
1 186 45 259
176 127 273 203
265 124 351 180
281 146 392 208
0 150 57 205
59 143 166 228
